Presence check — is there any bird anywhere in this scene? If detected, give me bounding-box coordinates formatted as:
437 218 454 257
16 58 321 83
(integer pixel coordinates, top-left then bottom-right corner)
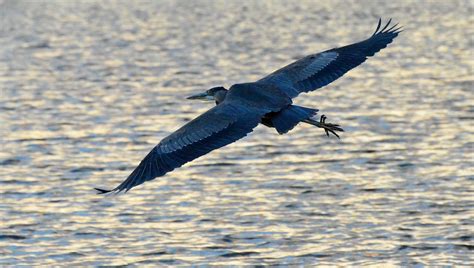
95 18 402 194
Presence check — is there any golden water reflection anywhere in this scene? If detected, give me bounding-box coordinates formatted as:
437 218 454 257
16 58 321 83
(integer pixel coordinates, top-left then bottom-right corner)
1 0 473 266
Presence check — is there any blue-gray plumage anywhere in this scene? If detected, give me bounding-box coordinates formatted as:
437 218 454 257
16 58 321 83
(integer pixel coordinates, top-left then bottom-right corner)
96 19 401 194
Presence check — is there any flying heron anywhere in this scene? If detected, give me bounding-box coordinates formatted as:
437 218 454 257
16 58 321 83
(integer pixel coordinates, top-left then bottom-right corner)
96 19 401 194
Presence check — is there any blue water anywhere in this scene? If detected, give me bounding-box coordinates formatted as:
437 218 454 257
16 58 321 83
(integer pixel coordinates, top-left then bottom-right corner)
1 0 472 266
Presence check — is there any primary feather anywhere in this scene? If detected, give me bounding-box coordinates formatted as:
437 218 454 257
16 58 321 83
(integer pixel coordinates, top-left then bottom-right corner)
258 18 402 98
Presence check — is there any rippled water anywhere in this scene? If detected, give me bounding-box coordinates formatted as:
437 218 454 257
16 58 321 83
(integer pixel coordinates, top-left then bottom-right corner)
1 0 473 266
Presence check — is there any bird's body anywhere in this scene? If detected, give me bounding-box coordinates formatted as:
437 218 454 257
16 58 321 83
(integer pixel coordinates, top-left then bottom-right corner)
96 19 402 194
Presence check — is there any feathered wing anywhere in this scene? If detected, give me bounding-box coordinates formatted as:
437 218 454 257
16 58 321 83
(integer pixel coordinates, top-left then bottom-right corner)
258 18 402 98
96 102 268 194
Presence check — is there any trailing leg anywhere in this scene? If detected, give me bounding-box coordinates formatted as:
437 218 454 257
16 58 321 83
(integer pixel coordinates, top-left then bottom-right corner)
303 115 344 138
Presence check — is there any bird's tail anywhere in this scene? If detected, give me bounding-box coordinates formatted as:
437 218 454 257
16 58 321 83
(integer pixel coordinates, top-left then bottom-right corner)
271 105 318 134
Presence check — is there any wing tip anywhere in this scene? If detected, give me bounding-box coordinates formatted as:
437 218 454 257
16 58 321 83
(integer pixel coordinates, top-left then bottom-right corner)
372 17 403 36
93 152 163 196
94 187 113 195
372 18 382 36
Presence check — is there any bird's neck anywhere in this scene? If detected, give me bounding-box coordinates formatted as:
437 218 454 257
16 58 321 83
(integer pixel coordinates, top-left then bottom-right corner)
214 90 227 105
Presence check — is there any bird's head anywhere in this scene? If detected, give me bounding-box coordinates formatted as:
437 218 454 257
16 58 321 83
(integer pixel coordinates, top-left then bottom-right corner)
187 86 228 104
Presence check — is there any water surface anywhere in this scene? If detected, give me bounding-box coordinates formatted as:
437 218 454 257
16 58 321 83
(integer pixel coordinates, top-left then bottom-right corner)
1 0 473 266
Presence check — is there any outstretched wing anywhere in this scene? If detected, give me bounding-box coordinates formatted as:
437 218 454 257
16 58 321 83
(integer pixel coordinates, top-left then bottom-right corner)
96 102 268 194
258 18 402 98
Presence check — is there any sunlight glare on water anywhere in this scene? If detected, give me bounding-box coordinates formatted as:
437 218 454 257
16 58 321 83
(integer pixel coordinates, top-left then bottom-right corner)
1 0 473 266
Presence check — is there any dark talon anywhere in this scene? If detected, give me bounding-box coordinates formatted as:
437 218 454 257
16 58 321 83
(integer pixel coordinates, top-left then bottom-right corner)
318 115 343 138
320 115 327 124
328 129 340 139
302 115 343 138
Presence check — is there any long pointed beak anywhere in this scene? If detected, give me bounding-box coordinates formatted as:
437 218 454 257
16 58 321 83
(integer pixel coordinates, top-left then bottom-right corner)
186 92 214 101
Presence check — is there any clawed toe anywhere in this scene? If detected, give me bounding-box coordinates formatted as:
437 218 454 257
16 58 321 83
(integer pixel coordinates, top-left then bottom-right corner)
326 128 340 138
320 115 327 124
303 115 344 138
319 114 344 138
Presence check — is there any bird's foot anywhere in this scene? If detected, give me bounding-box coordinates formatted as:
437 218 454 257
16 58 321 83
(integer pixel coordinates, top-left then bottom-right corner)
318 115 344 138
